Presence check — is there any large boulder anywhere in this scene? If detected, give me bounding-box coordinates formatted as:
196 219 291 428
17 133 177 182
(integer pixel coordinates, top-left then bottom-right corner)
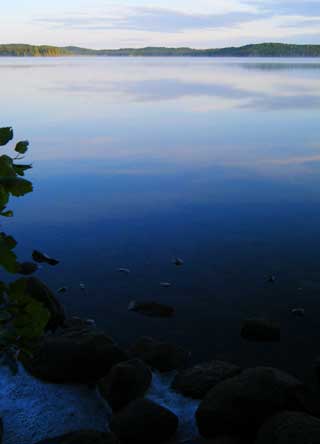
255 411 320 444
25 277 65 330
36 430 118 444
98 359 152 411
172 361 241 399
129 337 190 372
110 398 178 444
22 320 128 383
196 367 304 439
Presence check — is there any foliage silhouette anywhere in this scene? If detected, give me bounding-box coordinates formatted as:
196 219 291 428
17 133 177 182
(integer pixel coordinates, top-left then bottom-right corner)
0 127 51 372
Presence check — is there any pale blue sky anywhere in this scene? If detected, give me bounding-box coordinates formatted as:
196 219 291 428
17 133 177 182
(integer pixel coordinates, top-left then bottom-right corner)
1 0 320 48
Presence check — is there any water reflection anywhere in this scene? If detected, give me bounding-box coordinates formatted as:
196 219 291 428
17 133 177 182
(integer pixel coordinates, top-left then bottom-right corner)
2 57 320 376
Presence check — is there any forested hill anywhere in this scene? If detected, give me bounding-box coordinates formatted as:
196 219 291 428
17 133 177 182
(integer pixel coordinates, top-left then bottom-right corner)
1 43 320 57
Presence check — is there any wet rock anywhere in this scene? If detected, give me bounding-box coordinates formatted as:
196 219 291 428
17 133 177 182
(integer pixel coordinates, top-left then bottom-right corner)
172 361 242 399
117 268 131 274
32 250 59 266
160 282 172 288
173 257 184 266
25 277 65 330
110 398 178 444
291 308 305 317
128 301 175 318
57 286 68 294
241 319 280 342
17 261 38 275
196 367 304 439
36 430 118 444
22 320 128 384
98 359 152 412
255 411 320 444
129 337 190 372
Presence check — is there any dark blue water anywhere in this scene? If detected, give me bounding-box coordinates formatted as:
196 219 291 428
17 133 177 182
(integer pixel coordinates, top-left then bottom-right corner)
2 57 320 378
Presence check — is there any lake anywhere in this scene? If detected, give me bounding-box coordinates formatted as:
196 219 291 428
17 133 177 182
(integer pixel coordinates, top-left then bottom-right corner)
2 56 320 378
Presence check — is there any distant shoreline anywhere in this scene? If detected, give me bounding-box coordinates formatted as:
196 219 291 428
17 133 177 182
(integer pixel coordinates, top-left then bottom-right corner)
1 42 320 57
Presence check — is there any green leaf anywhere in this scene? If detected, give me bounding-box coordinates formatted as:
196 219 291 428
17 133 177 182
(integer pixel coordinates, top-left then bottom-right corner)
13 164 32 177
0 127 13 146
8 282 50 340
0 155 15 177
0 185 9 212
0 233 18 273
1 210 13 218
15 141 29 155
0 177 33 197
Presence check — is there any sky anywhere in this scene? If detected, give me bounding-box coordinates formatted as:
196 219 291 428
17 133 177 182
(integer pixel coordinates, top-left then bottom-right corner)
1 0 320 49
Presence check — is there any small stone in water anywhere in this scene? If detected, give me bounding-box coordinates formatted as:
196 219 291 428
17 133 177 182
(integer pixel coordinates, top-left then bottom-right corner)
57 287 68 294
160 282 172 288
32 250 59 266
117 268 131 274
128 301 175 318
173 257 184 266
292 308 305 317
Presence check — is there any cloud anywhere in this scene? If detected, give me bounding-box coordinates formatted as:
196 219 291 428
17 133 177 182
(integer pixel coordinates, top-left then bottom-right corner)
246 0 320 17
35 6 265 33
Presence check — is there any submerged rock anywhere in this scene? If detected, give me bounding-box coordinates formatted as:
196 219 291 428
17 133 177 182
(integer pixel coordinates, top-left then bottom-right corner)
128 301 175 318
173 257 184 266
17 261 38 275
25 277 65 331
291 308 305 318
116 268 131 274
255 411 320 444
22 320 128 384
98 359 152 412
129 337 190 372
36 430 117 444
241 319 280 342
57 287 68 294
172 361 242 399
196 366 304 439
160 282 172 288
110 398 178 444
32 250 59 266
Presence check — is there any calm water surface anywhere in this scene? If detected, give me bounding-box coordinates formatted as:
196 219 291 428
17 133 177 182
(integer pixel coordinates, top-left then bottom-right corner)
1 57 320 378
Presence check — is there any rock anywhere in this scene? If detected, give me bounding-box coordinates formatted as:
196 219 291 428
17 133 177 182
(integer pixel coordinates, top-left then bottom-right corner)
117 268 131 274
110 398 178 444
196 367 304 439
17 261 38 275
172 361 242 399
129 337 190 372
35 430 118 444
98 359 152 412
32 250 59 266
57 287 68 294
241 319 280 342
160 282 172 288
291 308 305 317
25 277 65 330
128 301 175 318
255 411 320 444
22 320 128 383
173 257 184 266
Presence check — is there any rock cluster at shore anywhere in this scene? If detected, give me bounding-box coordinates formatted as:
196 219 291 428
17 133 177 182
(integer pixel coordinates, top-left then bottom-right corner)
1 280 320 444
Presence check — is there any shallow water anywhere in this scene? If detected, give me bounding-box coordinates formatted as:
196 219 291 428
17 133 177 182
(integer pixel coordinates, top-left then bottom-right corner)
2 57 320 379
